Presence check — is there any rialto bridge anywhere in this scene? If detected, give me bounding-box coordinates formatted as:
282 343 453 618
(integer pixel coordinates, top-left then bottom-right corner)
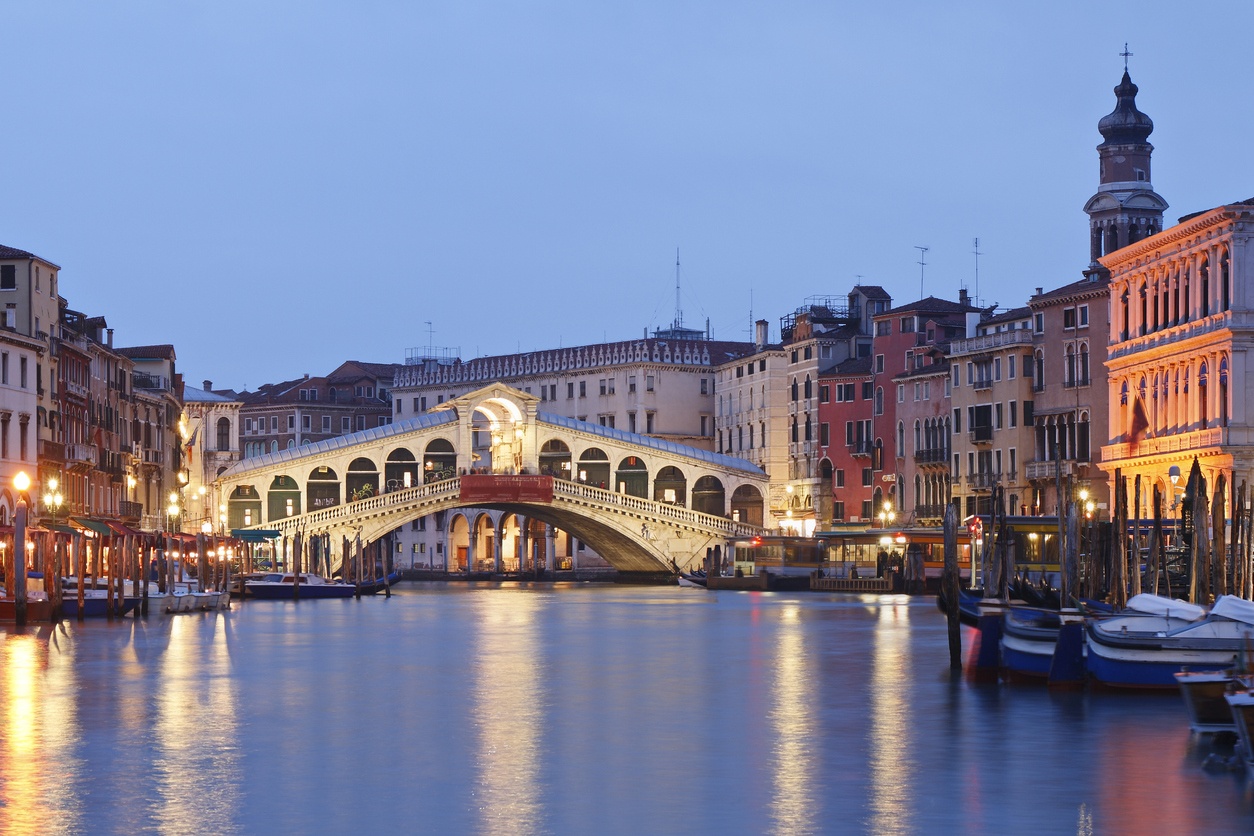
214 384 769 574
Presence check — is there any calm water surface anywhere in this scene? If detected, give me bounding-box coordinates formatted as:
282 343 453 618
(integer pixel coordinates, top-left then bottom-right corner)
1 583 1252 835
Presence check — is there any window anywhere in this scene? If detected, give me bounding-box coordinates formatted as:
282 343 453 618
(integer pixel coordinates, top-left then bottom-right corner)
287 415 295 430
835 469 845 488
897 384 905 403
951 364 959 387
875 354 885 374
861 381 872 400
599 379 607 395
900 316 915 333
1079 304 1089 327
862 500 874 520
0 352 6 385
646 412 655 433
819 385 830 403
876 321 891 336
820 422 829 446
994 403 1003 430
244 417 253 433
1008 354 1016 379
271 416 278 431
646 376 655 392
302 414 311 430
833 501 845 521
579 381 586 397
862 468 873 487
18 357 26 389
0 266 14 290
874 387 883 415
608 378 615 394
1033 312 1045 334
342 416 350 432
567 382 575 398
322 416 331 432
1063 307 1077 329
914 382 920 402
923 382 930 400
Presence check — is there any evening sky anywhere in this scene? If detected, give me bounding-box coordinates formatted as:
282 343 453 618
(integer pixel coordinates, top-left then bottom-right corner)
4 1 1253 390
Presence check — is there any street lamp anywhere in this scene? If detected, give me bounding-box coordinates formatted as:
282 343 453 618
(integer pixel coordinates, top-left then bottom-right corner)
878 501 895 529
12 472 30 623
167 491 181 534
42 476 63 528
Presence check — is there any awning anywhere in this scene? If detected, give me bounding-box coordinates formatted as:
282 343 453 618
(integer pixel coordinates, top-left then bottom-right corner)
232 529 283 542
105 521 142 537
70 517 114 536
52 524 78 535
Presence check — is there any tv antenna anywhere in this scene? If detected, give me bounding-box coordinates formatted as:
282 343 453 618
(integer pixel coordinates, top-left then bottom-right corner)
914 246 929 299
673 247 683 330
972 238 982 306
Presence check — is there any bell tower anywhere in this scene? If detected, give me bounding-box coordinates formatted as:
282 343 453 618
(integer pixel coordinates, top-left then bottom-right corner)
1082 52 1168 275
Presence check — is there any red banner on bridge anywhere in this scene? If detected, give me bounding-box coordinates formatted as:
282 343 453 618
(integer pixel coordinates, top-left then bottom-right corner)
459 474 555 504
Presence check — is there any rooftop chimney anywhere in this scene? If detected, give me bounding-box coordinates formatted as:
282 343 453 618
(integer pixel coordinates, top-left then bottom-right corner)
755 319 769 349
958 288 969 307
1036 287 1043 296
106 328 113 348
203 379 213 391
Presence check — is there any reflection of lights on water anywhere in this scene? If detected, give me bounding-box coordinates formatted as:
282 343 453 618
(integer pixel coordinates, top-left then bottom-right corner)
768 603 815 833
868 601 912 836
474 593 542 836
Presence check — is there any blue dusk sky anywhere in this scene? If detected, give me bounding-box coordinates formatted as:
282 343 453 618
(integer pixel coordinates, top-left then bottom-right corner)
4 2 1253 391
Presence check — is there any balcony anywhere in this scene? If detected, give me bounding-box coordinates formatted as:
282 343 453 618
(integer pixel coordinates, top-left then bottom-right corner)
37 439 64 463
972 378 994 391
913 447 949 465
1062 376 1092 389
65 442 98 470
132 372 172 391
1025 459 1075 481
915 503 946 520
968 471 1001 490
1102 427 1226 462
969 425 993 444
949 328 1034 357
119 500 143 522
849 440 874 457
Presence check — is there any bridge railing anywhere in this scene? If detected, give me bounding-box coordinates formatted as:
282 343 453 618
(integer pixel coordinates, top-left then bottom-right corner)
248 475 763 540
553 480 763 538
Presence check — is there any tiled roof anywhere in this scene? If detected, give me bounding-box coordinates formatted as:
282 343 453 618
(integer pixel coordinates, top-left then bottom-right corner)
1030 276 1110 304
0 245 37 259
117 344 176 360
879 296 975 317
184 387 240 404
981 306 1032 326
827 356 873 377
854 285 892 301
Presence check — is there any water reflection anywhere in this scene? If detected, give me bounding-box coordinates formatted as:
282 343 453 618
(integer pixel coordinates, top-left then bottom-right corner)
472 592 543 835
767 603 815 834
867 597 913 835
152 615 241 835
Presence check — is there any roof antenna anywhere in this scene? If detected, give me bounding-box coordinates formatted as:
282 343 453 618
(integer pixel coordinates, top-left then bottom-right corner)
914 246 929 300
972 238 982 307
674 247 683 330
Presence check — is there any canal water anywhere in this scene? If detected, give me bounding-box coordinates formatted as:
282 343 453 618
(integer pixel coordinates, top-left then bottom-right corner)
1 584 1253 835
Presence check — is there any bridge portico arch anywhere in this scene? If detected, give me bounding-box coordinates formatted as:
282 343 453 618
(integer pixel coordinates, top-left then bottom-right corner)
217 384 768 573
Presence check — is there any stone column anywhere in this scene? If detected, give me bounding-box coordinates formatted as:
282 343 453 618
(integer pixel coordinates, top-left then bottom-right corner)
493 517 503 572
545 525 555 572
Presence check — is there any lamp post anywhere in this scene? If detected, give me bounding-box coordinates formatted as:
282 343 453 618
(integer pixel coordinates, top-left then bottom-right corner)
12 471 30 625
42 476 63 530
878 501 895 529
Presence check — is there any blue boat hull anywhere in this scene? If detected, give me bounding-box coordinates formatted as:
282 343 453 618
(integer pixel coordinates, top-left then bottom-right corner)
246 583 356 600
62 596 141 618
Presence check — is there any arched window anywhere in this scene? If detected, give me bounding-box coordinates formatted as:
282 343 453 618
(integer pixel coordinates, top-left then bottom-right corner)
1198 361 1209 427
897 420 905 453
1220 357 1230 427
913 419 921 451
803 375 812 400
790 416 798 443
1200 258 1210 318
790 378 798 401
874 387 884 416
212 417 230 451
1065 345 1076 386
803 416 811 442
1120 291 1130 341
1079 343 1089 386
1222 249 1232 312
1182 268 1191 322
1139 282 1148 335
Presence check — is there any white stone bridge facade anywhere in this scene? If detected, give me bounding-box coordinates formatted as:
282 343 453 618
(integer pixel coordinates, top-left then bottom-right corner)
215 385 769 573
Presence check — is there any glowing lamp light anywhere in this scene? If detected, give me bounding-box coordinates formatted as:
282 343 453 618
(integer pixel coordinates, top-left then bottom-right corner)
13 472 30 492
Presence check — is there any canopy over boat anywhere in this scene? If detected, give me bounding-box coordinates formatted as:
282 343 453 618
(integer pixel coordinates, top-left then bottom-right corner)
1212 595 1254 626
1125 593 1206 622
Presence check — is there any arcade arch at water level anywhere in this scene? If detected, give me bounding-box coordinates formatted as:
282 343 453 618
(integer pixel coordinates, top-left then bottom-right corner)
216 384 768 574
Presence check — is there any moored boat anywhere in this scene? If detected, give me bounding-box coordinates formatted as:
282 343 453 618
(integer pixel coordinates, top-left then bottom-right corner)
61 589 141 618
678 569 707 588
1176 669 1245 733
246 573 356 600
356 571 400 596
999 606 1064 680
1087 595 1254 689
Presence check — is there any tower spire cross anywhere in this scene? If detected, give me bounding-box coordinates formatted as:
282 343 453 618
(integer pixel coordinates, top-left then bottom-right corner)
1121 43 1132 71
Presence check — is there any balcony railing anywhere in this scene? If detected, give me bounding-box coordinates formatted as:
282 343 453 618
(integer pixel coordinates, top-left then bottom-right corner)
913 448 948 464
1102 427 1226 462
972 378 994 391
949 328 1034 356
65 442 97 465
119 500 143 521
849 440 874 457
1025 459 1075 481
37 439 64 463
968 471 1001 490
915 503 946 519
969 426 993 444
1062 376 1092 389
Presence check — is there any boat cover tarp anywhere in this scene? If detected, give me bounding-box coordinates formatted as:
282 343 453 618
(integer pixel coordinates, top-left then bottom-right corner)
1212 595 1254 626
1126 593 1206 621
232 529 282 543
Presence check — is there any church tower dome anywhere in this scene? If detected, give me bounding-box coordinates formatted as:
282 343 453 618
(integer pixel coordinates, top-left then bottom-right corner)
1083 58 1168 273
